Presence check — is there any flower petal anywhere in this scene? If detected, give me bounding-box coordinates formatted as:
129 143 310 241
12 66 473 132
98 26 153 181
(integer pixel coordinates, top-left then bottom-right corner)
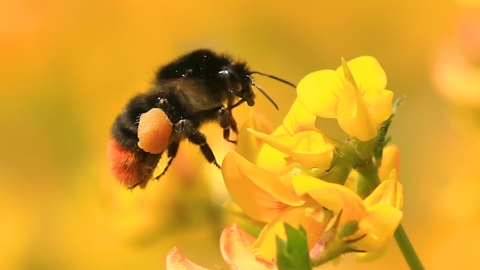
166 247 210 270
355 204 403 251
363 89 394 127
378 144 400 182
336 56 387 93
249 128 334 170
236 109 275 164
220 224 275 270
364 170 403 209
297 70 342 118
292 175 367 222
282 98 318 135
222 151 304 222
337 79 378 141
252 221 285 263
256 127 298 177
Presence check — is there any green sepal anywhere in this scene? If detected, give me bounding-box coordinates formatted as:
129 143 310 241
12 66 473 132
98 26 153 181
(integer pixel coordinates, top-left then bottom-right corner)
338 220 359 238
276 224 312 270
373 96 404 166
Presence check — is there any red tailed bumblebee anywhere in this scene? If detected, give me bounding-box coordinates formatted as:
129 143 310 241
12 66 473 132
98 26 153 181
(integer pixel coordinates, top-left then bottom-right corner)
108 49 295 189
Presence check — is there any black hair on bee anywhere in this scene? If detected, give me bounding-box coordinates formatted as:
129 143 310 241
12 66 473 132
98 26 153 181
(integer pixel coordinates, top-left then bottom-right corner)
107 49 296 189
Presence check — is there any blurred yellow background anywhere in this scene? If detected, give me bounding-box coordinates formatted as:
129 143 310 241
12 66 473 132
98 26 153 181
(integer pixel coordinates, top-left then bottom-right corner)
1 0 479 269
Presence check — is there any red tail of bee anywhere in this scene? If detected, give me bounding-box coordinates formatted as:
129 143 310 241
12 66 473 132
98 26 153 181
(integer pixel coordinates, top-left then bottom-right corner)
107 138 160 189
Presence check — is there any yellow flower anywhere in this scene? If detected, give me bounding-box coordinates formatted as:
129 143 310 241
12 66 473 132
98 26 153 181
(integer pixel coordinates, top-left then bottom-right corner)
355 169 403 258
235 107 334 180
223 107 331 262
222 151 305 224
292 169 403 258
248 98 335 175
297 56 393 141
220 57 402 265
222 150 327 262
222 143 403 263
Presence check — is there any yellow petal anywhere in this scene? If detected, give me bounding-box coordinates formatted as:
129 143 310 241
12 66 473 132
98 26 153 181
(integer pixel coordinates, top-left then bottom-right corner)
220 224 275 270
336 56 387 93
256 127 298 177
378 144 400 182
166 247 210 270
221 151 304 222
249 128 334 170
236 109 275 164
283 98 318 135
337 79 378 141
381 170 399 207
296 70 342 118
292 175 367 222
341 57 359 90
355 204 403 251
364 170 403 209
252 221 286 263
363 89 394 127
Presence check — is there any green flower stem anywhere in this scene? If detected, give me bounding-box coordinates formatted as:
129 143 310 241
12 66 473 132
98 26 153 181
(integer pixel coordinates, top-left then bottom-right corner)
356 160 380 199
394 224 424 270
356 164 424 270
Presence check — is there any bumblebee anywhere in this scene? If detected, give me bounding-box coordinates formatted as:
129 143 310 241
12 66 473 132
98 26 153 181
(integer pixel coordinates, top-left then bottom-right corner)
107 49 295 189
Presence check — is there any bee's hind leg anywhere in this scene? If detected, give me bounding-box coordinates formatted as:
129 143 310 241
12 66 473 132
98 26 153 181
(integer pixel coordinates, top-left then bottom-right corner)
174 119 220 169
154 141 179 180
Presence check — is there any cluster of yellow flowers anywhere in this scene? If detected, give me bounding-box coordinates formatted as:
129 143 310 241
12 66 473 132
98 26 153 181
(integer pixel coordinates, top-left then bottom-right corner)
168 56 404 269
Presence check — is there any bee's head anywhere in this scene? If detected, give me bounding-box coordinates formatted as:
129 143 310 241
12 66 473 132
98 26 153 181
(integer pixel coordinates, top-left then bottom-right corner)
219 63 295 110
218 63 255 107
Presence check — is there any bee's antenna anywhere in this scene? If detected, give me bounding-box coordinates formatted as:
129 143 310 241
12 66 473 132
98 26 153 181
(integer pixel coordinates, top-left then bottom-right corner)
246 75 279 110
249 71 297 88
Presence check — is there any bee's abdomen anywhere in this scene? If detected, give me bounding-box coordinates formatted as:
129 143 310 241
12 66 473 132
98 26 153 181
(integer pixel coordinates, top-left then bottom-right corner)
107 137 160 188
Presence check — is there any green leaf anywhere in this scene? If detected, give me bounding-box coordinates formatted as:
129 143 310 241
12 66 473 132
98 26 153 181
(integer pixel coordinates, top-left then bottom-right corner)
276 224 312 270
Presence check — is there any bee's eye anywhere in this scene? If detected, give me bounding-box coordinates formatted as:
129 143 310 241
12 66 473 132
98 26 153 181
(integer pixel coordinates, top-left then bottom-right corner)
219 69 242 92
219 69 229 77
218 70 230 84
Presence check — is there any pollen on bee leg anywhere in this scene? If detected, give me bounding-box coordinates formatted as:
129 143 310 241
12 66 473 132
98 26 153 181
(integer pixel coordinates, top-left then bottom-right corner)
137 108 173 154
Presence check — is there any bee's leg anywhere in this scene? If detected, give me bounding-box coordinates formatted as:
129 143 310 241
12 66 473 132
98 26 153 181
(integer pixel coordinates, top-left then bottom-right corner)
175 119 220 168
229 109 238 134
154 141 179 180
227 99 246 110
218 107 237 144
226 100 240 134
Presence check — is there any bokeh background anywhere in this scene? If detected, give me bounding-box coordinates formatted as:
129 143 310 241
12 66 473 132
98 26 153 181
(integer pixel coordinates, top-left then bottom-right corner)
2 0 480 269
